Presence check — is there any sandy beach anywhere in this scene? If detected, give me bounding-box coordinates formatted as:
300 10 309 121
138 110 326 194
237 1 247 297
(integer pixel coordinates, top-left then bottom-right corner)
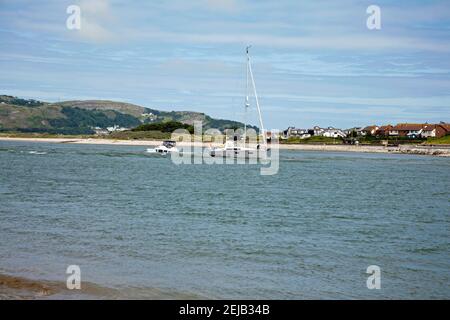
1 137 449 157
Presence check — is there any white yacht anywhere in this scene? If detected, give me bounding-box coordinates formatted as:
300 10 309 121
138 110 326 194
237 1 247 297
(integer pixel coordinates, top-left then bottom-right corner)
209 139 263 159
146 140 179 156
209 46 269 159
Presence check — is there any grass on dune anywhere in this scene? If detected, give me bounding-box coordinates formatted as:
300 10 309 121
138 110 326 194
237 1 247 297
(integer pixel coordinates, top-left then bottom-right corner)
426 135 450 145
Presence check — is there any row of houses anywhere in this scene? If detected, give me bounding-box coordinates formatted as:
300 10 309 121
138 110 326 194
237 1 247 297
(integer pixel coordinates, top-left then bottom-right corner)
360 123 450 138
283 126 347 139
283 122 450 139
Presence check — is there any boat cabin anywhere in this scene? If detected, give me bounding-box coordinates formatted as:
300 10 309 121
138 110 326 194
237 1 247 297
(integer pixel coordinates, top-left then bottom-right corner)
162 140 176 148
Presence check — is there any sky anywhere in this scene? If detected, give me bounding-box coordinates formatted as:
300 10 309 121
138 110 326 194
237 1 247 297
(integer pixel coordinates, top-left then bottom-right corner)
0 0 449 129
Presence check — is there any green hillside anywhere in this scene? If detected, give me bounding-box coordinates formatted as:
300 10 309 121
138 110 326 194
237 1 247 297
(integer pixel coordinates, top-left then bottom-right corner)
0 95 257 135
56 100 146 118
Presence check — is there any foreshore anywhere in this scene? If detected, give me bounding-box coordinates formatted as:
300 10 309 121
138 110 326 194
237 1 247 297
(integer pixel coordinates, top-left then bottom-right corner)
0 272 201 300
0 137 449 157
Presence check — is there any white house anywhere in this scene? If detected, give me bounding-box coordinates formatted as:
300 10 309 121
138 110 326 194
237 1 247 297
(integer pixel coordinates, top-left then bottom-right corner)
323 127 347 138
344 127 363 136
284 127 310 138
93 127 109 135
141 112 157 122
313 126 325 136
107 125 129 132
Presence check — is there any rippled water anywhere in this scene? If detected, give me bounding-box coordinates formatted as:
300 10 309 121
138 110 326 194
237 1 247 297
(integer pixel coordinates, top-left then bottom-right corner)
0 141 449 299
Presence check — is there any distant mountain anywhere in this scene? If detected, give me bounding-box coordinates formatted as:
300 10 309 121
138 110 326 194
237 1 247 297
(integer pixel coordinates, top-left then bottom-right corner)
0 95 257 135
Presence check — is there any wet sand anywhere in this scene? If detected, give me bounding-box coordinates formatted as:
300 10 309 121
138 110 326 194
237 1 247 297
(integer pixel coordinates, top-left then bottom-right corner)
0 273 58 299
0 273 201 300
0 137 449 156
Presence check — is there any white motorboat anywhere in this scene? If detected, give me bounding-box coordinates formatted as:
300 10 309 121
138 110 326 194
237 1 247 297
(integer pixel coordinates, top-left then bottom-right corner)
146 140 179 156
209 46 269 159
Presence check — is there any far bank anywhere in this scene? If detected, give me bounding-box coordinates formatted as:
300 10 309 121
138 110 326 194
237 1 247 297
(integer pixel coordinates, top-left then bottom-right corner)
1 137 449 157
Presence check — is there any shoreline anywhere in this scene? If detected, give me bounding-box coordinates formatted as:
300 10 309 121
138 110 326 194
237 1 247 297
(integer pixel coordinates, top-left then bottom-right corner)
0 137 449 157
0 272 201 300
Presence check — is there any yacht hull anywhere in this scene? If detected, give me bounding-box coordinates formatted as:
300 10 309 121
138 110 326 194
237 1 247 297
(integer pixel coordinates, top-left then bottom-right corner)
209 148 267 160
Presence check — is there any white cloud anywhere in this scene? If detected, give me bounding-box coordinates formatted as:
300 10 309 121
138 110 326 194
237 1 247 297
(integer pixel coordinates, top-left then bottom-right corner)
74 0 116 42
77 19 115 42
261 93 450 108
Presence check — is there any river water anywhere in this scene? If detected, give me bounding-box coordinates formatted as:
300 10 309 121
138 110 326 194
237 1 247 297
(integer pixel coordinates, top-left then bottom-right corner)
0 141 449 299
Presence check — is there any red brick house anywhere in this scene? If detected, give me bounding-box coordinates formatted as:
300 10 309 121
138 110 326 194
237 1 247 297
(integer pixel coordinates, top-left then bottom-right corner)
362 125 379 136
440 123 450 133
388 123 426 137
421 124 449 138
376 125 393 136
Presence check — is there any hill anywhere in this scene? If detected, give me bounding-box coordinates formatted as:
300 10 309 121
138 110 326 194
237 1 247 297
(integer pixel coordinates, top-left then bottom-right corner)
0 95 256 135
56 100 146 118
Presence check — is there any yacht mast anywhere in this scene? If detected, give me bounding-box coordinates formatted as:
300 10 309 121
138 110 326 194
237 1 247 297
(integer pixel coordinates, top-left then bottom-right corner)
247 46 266 146
244 46 250 140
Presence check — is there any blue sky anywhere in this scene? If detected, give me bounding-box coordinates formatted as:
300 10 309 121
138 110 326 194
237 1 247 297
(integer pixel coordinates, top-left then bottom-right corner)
0 0 449 129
